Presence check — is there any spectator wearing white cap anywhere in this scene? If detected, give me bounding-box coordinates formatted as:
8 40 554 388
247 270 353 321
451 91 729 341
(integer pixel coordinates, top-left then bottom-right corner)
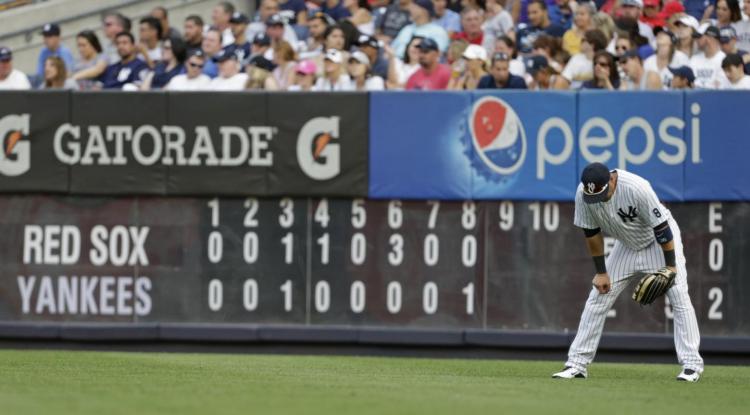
721 52 750 88
406 37 452 90
165 50 212 90
208 49 249 90
348 50 385 90
391 0 450 58
734 0 750 52
313 49 354 90
673 14 701 58
617 0 656 47
690 25 731 88
644 30 690 88
433 0 461 37
448 44 487 90
0 47 31 90
37 23 75 82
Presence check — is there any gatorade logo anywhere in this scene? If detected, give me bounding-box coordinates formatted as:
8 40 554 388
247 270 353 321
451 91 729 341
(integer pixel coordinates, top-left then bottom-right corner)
0 114 31 176
297 116 340 180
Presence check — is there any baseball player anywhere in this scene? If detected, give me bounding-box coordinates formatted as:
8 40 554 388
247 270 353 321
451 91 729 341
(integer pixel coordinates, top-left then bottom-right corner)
552 162 704 382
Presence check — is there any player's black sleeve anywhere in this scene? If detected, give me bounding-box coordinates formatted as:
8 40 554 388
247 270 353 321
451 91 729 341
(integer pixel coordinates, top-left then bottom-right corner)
582 227 601 238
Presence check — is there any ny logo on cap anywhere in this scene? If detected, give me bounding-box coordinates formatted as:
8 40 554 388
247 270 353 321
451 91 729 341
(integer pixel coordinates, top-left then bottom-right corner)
587 182 596 193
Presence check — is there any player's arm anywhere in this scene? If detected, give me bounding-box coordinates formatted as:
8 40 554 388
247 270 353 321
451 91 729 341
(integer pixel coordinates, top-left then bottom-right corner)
640 183 677 273
582 227 610 294
654 221 677 273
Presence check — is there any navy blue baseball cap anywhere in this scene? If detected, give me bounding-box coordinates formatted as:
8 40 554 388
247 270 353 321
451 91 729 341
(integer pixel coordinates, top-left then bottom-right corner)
42 23 61 37
253 33 271 46
0 46 11 61
412 0 435 16
266 13 285 26
416 37 439 52
719 26 737 43
213 48 237 63
668 65 695 83
230 12 250 24
525 55 549 75
581 162 612 204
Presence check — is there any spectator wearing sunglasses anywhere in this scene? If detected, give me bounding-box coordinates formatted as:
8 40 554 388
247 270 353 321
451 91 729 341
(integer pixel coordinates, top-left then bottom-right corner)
165 50 211 90
582 50 621 89
477 52 528 89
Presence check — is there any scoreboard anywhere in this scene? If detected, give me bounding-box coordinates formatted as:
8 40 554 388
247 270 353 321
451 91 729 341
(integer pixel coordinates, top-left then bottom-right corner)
0 196 746 337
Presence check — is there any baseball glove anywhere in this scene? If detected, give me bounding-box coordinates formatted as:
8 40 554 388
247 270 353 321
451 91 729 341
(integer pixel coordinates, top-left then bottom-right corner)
632 267 676 305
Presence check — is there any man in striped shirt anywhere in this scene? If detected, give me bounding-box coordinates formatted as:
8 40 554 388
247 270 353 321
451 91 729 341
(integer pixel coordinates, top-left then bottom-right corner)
552 162 704 382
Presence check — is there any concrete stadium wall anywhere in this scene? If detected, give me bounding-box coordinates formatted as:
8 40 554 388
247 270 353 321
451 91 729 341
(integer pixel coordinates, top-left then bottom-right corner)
0 0 252 75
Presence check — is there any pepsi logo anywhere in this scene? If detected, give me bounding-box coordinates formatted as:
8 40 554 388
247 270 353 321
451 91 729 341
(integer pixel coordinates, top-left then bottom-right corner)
468 96 526 176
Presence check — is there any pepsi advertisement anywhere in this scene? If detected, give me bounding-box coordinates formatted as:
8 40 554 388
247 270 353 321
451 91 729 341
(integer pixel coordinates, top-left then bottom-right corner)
369 90 750 202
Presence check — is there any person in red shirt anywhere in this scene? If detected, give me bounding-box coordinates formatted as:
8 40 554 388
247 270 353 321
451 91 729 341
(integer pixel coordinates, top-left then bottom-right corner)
641 0 666 28
406 37 452 90
452 7 484 46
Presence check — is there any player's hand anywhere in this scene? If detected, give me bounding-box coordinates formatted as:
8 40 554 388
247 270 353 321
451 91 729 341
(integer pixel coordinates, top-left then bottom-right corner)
592 273 611 294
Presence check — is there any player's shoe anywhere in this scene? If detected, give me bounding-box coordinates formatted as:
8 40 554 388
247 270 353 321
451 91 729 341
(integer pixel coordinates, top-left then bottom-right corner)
552 367 587 379
676 368 700 382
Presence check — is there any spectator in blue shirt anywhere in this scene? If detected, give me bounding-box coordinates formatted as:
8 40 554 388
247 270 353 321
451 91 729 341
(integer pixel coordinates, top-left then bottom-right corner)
323 0 353 21
391 0 450 57
516 0 566 54
201 27 224 78
477 52 528 88
433 0 461 36
37 23 75 82
99 32 150 89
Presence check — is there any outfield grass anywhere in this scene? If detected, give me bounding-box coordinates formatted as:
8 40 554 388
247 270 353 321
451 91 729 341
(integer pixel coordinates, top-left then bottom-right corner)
0 350 748 415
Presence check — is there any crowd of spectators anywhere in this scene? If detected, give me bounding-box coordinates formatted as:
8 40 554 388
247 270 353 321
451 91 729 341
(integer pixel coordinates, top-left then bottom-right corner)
1 0 750 91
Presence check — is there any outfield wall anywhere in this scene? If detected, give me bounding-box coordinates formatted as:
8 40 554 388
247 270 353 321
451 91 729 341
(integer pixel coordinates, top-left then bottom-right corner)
1 91 748 352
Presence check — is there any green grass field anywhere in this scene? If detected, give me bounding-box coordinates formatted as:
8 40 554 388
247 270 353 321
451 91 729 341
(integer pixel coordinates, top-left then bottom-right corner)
1 350 748 415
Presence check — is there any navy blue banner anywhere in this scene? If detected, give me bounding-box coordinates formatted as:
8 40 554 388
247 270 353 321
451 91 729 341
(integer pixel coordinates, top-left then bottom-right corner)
370 91 749 201
684 91 750 201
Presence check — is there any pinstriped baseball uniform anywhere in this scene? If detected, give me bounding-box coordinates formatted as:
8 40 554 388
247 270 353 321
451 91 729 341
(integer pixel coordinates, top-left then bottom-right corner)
566 169 704 372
